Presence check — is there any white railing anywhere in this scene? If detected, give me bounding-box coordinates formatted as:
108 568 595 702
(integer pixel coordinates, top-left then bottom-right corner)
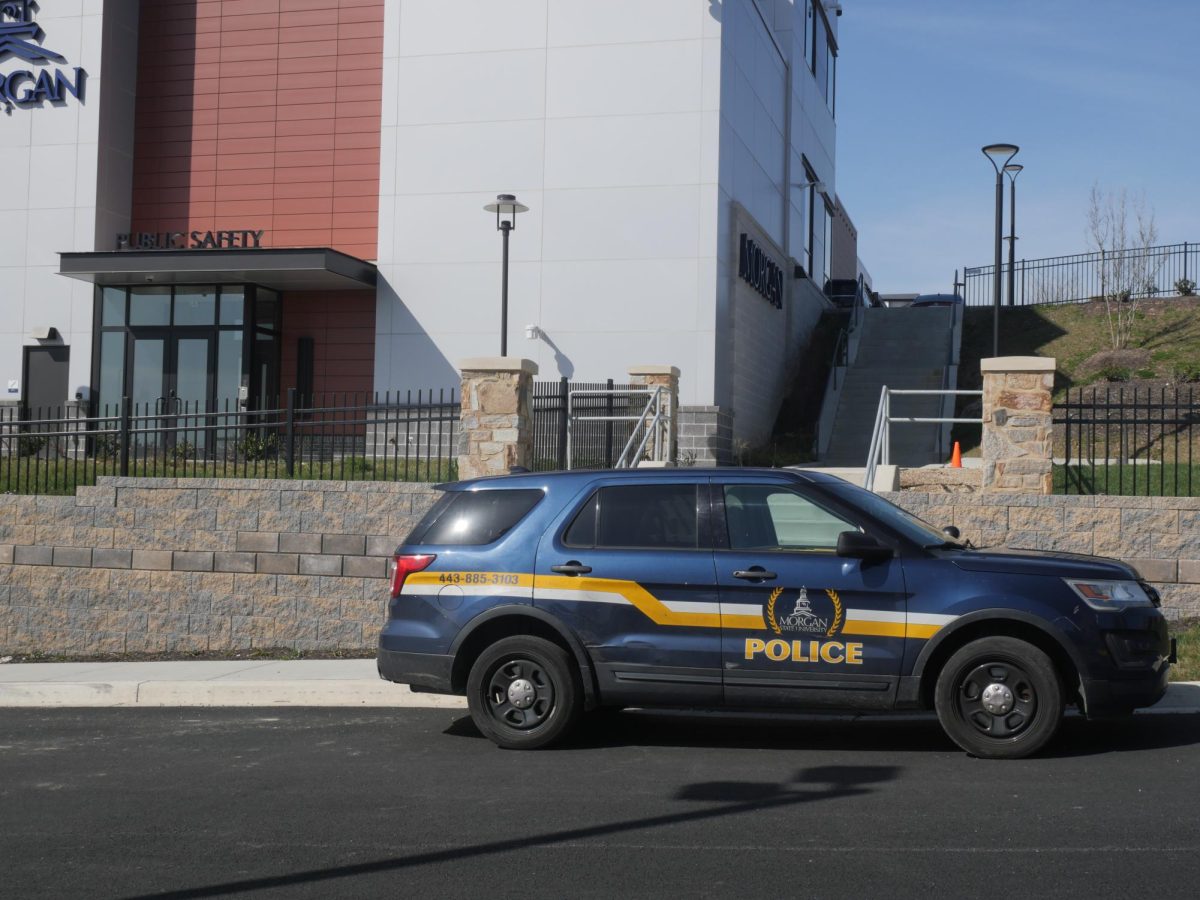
863 386 984 491
566 386 671 469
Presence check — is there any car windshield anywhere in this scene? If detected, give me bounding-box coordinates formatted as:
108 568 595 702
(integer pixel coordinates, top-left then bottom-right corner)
824 482 965 548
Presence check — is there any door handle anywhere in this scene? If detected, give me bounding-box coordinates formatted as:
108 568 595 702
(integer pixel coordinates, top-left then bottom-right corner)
551 562 592 576
733 568 777 581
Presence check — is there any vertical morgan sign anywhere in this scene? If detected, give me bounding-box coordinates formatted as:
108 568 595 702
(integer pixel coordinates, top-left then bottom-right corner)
0 1 86 112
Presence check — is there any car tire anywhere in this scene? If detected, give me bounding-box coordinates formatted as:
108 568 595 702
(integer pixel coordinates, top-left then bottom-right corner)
466 635 582 750
934 636 1063 759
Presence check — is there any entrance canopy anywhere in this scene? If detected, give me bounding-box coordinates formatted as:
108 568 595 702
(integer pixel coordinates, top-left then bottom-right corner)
58 247 376 292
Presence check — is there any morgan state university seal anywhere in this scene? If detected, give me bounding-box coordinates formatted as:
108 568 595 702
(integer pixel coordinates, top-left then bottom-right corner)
766 586 844 637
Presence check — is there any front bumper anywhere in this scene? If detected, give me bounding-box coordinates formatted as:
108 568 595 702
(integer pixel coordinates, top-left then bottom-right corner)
377 648 455 695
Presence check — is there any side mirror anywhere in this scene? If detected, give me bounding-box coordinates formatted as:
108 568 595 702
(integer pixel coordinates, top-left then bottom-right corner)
942 525 960 539
836 531 892 562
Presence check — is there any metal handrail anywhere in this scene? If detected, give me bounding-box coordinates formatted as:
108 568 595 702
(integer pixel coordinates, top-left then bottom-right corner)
567 386 669 469
863 387 984 491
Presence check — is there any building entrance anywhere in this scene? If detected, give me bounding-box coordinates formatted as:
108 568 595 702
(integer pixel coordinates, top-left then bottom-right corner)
93 285 281 442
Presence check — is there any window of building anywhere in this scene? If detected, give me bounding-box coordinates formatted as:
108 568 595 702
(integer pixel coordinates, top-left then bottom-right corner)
91 284 276 416
808 2 837 115
564 484 700 550
823 200 835 289
802 158 818 278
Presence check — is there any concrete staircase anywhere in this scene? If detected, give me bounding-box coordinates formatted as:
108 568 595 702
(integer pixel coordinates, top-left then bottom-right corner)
821 307 955 467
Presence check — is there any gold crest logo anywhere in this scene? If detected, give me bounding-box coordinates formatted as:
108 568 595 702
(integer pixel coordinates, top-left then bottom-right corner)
767 586 843 637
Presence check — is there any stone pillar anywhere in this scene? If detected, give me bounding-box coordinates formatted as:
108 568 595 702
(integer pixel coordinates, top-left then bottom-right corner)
458 357 538 480
628 365 680 466
981 356 1056 494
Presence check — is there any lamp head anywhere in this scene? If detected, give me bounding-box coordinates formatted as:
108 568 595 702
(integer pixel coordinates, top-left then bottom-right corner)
1004 163 1024 182
982 143 1019 172
484 193 529 231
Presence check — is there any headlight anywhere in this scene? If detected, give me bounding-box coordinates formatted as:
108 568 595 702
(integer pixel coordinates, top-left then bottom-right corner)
1063 578 1153 611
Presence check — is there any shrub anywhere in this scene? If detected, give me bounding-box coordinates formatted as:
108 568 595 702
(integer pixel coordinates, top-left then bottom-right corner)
1176 278 1197 297
1095 365 1131 383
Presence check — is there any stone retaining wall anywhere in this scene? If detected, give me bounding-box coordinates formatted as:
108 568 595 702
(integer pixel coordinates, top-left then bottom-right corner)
0 477 438 656
3 479 1198 656
886 491 1200 619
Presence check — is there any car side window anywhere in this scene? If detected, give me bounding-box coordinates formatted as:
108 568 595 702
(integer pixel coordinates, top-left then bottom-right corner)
563 484 699 550
724 484 857 552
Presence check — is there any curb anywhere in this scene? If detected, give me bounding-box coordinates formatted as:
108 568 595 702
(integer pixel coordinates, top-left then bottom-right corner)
0 681 467 709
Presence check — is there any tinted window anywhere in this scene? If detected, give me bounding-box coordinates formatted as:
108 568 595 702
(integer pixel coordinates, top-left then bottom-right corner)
724 484 856 551
566 484 699 550
563 491 598 547
404 489 543 546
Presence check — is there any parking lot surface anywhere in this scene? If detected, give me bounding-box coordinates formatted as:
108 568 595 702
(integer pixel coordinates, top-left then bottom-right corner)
3 708 1199 899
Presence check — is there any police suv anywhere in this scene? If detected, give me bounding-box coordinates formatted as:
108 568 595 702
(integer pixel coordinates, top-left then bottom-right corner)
378 469 1173 758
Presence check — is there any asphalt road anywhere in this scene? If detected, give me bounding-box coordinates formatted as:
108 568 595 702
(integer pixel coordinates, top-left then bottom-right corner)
3 708 1200 900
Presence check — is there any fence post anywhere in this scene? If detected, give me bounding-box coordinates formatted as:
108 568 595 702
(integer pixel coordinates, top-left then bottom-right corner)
285 387 296 477
458 357 538 479
604 378 614 466
556 377 568 470
118 397 131 477
980 357 1056 494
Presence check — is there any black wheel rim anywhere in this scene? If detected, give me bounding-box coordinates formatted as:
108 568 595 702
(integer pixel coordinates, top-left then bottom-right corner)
485 657 555 730
955 659 1038 741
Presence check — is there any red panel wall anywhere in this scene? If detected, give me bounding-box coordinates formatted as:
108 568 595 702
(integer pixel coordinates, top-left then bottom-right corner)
130 0 384 260
279 290 375 396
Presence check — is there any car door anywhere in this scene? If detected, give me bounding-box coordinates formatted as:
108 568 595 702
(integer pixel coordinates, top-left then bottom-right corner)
532 478 722 706
713 476 908 709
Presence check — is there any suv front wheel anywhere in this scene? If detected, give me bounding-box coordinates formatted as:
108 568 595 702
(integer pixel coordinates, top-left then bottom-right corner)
934 636 1064 759
467 635 582 750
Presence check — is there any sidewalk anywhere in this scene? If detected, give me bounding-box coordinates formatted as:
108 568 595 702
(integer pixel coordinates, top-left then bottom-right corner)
1 660 1198 713
0 660 466 709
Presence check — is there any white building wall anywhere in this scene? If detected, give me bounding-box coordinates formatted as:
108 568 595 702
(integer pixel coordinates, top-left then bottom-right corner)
717 0 837 443
376 0 843 445
376 0 722 405
0 0 137 405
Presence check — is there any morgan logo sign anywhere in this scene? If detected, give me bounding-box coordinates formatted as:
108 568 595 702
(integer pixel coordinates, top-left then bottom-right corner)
0 2 86 112
737 233 784 309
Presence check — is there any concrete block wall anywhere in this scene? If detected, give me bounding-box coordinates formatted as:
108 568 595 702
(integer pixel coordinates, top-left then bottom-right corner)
0 477 437 656
886 491 1200 619
678 406 734 466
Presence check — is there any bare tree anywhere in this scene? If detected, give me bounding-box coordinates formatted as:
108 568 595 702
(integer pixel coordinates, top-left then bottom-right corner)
1086 184 1160 349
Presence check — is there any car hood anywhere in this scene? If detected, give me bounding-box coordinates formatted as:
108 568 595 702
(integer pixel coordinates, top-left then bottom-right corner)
947 546 1140 580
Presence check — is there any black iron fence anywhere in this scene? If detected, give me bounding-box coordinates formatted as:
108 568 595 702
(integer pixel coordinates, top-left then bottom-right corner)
1 389 457 495
1054 387 1200 496
963 241 1199 308
532 379 640 471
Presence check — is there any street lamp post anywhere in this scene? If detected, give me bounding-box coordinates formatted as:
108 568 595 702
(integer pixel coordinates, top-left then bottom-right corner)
483 193 529 356
1004 163 1023 307
982 144 1019 357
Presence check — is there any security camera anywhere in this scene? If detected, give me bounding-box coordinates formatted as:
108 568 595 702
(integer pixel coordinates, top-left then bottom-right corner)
75 386 93 402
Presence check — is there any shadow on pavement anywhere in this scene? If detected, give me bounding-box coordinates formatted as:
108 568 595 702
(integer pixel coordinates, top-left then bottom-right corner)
123 763 899 899
443 706 1200 758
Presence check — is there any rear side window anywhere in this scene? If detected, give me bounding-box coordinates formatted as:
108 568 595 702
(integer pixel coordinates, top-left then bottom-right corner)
564 484 699 549
405 489 544 546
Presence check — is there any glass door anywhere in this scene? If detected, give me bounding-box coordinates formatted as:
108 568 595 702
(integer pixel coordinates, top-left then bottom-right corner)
128 333 215 455
130 333 169 456
173 336 213 452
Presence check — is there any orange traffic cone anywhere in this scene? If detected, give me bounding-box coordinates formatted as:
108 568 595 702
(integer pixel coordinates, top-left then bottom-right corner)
949 441 962 468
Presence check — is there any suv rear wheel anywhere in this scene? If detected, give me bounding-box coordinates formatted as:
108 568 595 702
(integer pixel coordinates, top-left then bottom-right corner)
934 636 1064 759
466 635 582 750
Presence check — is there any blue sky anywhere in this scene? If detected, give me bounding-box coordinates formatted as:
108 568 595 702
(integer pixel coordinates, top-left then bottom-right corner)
835 0 1200 294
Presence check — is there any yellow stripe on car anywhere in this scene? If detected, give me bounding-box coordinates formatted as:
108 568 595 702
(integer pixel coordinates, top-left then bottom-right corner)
405 571 952 639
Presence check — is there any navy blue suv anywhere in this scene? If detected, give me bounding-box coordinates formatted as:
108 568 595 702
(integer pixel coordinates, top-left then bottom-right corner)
378 469 1173 758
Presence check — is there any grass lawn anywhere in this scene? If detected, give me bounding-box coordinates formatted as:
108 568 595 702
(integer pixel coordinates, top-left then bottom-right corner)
959 297 1200 400
1055 464 1200 497
1172 619 1200 681
0 456 456 495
